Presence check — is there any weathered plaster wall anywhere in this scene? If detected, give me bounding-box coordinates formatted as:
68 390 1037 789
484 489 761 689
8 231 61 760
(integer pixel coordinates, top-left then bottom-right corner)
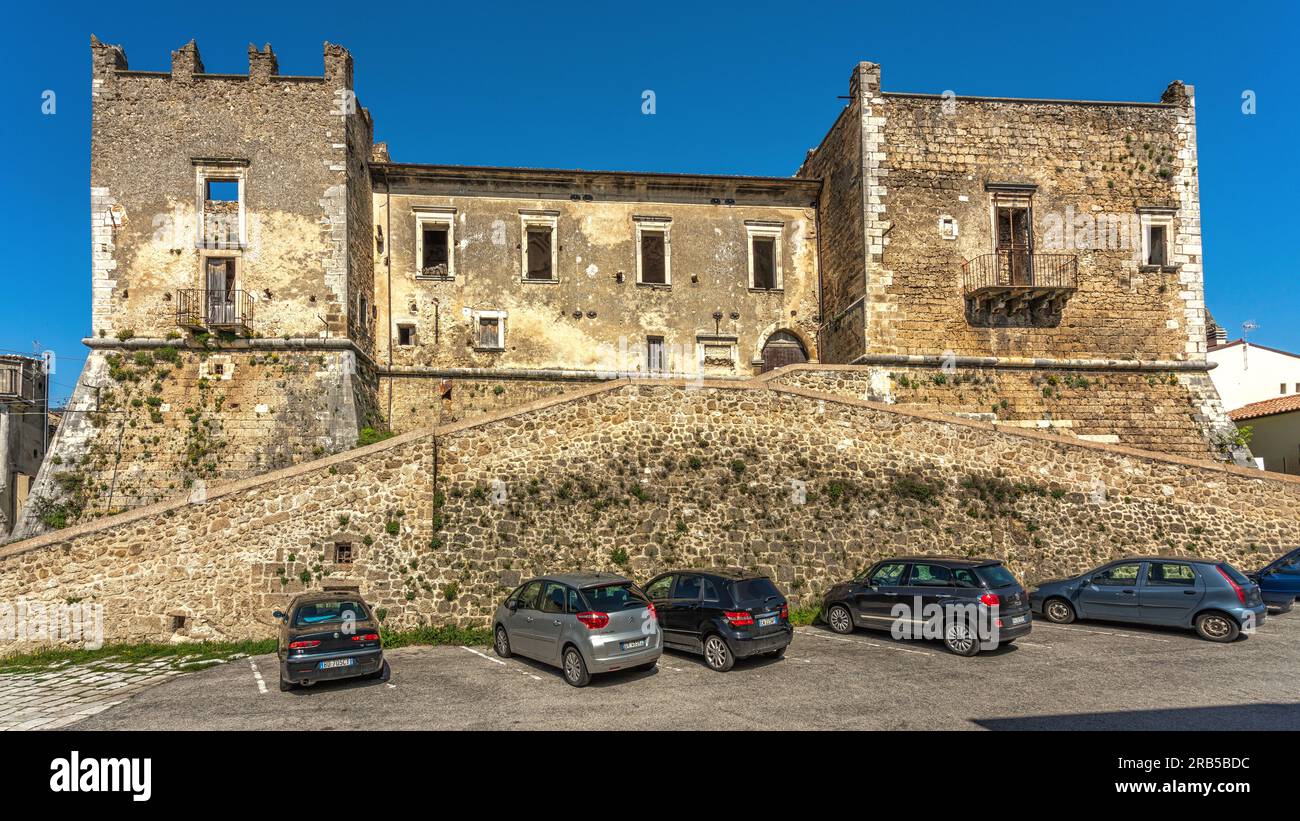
88 38 372 342
371 172 820 384
3 380 1297 650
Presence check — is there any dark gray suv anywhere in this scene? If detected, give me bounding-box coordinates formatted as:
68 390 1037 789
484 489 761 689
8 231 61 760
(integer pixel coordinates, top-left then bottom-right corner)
822 556 1032 655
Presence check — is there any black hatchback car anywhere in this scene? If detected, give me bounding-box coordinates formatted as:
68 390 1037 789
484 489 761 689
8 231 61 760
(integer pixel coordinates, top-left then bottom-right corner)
273 591 386 691
642 568 792 671
821 556 1032 655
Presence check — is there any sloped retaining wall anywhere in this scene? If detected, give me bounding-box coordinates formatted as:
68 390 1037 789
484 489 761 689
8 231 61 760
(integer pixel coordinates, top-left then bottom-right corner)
2 379 1297 651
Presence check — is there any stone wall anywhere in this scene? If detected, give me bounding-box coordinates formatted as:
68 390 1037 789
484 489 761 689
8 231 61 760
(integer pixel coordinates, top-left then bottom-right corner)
380 372 602 434
765 364 1239 460
3 379 1298 651
10 342 371 539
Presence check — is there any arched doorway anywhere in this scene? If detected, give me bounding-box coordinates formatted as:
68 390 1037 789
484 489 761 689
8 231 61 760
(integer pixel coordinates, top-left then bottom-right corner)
760 330 808 373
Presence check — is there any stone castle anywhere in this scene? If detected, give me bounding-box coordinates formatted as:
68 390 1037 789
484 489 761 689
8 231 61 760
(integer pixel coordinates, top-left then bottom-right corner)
10 38 1243 538
3 39 1292 647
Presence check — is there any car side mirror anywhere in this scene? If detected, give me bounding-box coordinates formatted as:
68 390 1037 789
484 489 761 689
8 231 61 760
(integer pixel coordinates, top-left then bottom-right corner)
507 599 519 611
272 610 286 621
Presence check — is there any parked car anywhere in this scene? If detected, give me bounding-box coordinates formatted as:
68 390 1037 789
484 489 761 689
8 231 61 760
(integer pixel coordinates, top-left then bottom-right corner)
493 572 661 687
1247 546 1300 613
1030 556 1267 642
821 556 1031 656
642 568 793 671
273 591 386 691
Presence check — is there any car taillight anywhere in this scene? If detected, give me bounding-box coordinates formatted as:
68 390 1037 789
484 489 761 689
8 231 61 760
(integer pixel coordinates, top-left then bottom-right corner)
779 603 789 621
645 602 657 621
724 611 754 627
351 632 379 642
288 640 320 650
576 611 610 630
979 592 1000 607
1216 566 1247 605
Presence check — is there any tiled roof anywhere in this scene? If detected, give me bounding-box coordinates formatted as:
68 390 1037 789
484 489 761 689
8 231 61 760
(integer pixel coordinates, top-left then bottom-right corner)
1229 394 1300 421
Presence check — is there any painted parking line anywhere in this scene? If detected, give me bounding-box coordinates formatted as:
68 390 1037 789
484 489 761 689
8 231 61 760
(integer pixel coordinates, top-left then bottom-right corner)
248 658 269 695
459 645 542 681
1031 622 1172 642
795 628 935 656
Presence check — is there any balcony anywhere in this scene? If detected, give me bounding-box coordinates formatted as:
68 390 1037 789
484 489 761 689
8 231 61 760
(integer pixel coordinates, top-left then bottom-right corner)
0 359 41 402
961 251 1078 327
177 289 254 334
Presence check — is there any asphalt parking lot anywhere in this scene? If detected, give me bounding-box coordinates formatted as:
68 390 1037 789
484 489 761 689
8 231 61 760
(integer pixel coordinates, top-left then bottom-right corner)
65 612 1300 731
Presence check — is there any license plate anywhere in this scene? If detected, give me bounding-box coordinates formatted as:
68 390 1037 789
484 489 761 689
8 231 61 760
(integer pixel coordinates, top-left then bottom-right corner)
1011 615 1029 625
620 639 647 651
318 658 354 670
758 616 777 627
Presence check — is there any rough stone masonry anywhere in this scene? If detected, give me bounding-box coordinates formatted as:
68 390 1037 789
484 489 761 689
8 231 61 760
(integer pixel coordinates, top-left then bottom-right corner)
9 39 1246 541
1 380 1297 649
0 38 1280 649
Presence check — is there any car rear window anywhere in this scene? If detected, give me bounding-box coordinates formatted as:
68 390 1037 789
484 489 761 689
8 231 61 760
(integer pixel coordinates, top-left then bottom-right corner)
294 599 368 626
1216 563 1251 586
974 564 1018 589
582 583 648 611
730 577 781 603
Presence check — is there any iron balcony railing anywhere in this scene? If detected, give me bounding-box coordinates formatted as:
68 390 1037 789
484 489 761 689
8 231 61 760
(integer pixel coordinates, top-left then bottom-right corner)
176 289 254 330
961 251 1078 293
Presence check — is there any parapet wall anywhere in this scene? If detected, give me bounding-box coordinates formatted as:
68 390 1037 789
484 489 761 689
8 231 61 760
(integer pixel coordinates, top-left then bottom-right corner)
2 378 1297 651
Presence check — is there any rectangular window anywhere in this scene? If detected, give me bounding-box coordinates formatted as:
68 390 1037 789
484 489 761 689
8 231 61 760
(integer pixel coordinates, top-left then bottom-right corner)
415 208 456 279
647 336 665 373
202 179 241 249
476 316 503 350
640 231 666 284
421 227 450 275
526 227 554 280
334 542 354 565
397 324 416 346
1146 224 1168 267
1283 384 1289 395
753 237 776 289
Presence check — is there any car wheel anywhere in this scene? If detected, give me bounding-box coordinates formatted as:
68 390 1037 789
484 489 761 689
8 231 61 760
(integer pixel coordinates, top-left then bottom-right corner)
368 660 390 681
1270 600 1293 615
1195 612 1240 643
827 604 854 634
279 676 295 692
494 625 512 658
703 634 735 672
765 646 787 659
562 646 591 687
944 618 980 657
1044 597 1076 625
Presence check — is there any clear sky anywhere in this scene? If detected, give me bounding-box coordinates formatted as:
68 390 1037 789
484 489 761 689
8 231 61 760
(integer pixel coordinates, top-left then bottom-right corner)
2 0 1296 405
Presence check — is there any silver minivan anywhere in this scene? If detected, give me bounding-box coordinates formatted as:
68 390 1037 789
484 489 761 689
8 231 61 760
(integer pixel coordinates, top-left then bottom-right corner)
493 573 662 686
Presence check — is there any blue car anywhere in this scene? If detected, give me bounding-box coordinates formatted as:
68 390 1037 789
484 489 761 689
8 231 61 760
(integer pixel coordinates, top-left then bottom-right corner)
1248 547 1300 613
1029 556 1266 642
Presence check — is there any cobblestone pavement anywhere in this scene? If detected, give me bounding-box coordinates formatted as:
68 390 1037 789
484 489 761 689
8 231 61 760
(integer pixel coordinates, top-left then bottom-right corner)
0 657 229 731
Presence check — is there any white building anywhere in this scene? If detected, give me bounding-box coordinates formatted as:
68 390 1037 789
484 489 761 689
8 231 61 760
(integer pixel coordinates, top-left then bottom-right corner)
1207 339 1300 413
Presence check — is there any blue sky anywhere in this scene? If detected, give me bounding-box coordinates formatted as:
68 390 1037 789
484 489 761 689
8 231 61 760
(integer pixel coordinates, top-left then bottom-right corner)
2 0 1296 405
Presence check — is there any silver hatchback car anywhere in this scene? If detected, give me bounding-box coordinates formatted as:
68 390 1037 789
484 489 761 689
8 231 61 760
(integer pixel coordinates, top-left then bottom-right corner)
493 572 662 686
